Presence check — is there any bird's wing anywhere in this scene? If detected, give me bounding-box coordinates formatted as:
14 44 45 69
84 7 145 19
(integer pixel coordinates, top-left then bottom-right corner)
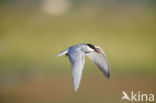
86 46 110 78
68 49 85 92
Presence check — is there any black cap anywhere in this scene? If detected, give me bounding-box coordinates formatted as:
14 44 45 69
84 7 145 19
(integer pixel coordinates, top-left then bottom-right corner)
86 44 96 49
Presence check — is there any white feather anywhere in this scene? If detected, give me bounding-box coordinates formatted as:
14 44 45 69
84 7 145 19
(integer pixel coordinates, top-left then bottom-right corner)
67 44 85 92
57 44 110 92
86 46 110 78
57 48 69 57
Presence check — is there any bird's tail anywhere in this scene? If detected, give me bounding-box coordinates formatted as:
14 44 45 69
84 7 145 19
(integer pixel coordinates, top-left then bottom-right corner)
57 49 69 57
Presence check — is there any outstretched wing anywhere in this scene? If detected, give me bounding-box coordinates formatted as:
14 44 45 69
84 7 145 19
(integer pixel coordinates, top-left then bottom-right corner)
68 48 85 92
86 46 110 78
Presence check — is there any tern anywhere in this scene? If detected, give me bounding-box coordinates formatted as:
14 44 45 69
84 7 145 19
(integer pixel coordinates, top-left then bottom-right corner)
57 43 110 92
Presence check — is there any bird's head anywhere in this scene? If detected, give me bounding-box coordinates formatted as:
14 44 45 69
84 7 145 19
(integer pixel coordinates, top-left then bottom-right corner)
86 44 99 53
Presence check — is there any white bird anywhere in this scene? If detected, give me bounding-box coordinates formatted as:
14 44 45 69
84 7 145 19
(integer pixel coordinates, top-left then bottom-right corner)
57 43 110 92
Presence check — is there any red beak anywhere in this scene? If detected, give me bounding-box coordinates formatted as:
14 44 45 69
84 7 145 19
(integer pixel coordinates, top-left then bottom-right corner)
94 49 99 53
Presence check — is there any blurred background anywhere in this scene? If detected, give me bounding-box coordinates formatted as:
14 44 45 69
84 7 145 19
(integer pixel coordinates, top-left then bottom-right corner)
0 0 156 103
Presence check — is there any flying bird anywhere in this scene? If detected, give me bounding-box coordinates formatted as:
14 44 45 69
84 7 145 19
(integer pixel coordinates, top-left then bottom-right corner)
57 43 110 92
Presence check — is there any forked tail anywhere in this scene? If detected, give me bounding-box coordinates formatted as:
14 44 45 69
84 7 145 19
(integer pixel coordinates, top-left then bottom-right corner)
57 49 69 57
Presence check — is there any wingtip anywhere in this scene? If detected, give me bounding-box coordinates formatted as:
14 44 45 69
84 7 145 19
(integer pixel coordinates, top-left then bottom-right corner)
73 84 79 93
107 75 110 79
74 88 78 93
106 71 110 79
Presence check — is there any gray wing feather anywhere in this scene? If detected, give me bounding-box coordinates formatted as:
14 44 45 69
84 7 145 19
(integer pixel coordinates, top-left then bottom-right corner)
68 48 85 92
86 46 110 78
